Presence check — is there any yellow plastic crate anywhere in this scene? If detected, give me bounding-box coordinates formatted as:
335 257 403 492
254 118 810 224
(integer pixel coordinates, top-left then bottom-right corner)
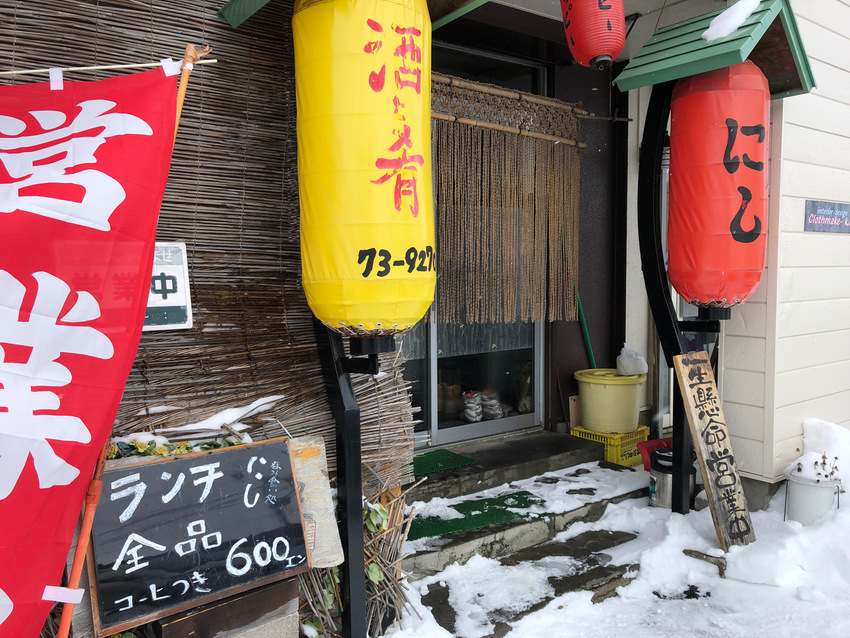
571 425 649 467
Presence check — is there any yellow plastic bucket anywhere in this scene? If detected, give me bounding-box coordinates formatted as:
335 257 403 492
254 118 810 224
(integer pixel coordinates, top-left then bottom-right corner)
574 368 646 434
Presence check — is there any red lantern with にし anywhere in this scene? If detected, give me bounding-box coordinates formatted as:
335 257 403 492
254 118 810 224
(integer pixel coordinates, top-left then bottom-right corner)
560 0 626 69
668 61 770 308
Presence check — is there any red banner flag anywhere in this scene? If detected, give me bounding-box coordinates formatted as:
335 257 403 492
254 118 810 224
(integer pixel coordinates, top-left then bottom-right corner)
0 68 177 637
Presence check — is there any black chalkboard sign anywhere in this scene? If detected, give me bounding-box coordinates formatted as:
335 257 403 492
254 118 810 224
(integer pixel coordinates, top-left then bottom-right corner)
89 438 309 635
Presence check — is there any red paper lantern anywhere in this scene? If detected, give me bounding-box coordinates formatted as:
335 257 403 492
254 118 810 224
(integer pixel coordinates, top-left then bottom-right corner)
560 0 626 69
668 61 770 307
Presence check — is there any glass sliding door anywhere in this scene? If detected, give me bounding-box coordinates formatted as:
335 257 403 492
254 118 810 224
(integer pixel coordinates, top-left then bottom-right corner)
399 315 542 447
434 319 540 443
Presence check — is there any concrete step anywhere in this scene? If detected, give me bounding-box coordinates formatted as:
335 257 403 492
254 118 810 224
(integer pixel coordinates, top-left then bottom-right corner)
403 475 646 580
405 428 648 633
411 429 604 503
418 530 640 637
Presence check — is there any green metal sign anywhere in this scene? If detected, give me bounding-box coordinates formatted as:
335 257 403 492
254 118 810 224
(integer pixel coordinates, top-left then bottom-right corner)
143 242 193 331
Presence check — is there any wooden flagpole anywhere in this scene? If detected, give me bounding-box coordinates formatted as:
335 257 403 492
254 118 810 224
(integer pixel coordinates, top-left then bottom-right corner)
56 442 110 638
174 43 212 144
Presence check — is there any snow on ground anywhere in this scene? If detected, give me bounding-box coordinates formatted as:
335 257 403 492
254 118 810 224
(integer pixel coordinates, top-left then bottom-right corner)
387 458 850 638
405 463 649 554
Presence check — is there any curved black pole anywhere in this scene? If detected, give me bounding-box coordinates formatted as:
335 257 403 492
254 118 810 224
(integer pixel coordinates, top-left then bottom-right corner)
637 81 686 365
637 81 692 514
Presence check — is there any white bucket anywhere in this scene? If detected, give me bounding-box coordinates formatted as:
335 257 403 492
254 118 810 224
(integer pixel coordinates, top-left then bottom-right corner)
784 473 841 526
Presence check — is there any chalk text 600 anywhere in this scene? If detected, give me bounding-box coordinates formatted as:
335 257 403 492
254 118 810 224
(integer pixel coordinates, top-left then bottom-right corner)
358 246 435 278
226 536 306 576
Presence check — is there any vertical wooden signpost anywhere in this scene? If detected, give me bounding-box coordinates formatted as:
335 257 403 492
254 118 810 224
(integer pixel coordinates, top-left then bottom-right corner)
673 351 756 551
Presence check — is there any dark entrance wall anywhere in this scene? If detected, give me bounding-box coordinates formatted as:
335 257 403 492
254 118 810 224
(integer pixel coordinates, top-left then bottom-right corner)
433 6 627 429
550 64 628 426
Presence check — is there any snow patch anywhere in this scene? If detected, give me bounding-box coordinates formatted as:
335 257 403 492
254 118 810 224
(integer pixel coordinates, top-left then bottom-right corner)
701 0 760 42
417 555 558 638
153 395 285 433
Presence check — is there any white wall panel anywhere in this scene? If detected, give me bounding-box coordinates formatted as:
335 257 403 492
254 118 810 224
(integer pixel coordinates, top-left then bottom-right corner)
724 401 767 440
774 360 850 408
721 369 766 407
783 96 850 138
777 266 850 303
730 436 764 477
779 229 850 266
782 160 850 202
796 14 850 69
725 300 767 338
723 335 766 371
775 390 850 440
776 331 850 372
782 123 850 171
777 299 850 337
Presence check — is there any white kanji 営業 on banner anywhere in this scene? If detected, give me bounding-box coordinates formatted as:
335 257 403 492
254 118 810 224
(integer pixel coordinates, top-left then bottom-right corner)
0 68 176 636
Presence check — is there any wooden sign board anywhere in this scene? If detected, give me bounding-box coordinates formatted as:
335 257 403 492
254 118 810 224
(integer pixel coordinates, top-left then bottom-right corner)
673 351 756 551
290 435 343 568
88 438 309 635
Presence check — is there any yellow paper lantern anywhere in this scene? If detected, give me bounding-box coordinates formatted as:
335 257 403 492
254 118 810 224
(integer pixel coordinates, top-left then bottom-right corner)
294 0 435 336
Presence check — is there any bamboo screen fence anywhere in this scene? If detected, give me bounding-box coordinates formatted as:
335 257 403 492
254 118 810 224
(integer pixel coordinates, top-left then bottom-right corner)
431 73 583 324
1 4 582 487
0 0 416 494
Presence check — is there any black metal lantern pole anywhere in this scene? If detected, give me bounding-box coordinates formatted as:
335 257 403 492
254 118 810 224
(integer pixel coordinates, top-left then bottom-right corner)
314 321 395 638
637 81 691 514
638 81 732 513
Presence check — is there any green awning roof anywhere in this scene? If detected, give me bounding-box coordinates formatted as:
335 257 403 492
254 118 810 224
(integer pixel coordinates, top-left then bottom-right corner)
217 0 273 28
614 0 815 99
217 0 479 29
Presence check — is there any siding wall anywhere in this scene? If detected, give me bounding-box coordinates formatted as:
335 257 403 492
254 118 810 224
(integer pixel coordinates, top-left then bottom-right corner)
721 0 850 481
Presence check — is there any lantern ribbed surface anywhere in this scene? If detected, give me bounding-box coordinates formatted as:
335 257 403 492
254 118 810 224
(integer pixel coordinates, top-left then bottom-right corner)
560 0 626 69
668 61 770 308
294 0 436 337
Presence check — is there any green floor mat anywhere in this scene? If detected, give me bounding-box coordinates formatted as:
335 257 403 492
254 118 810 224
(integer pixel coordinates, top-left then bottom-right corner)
407 490 544 541
413 449 477 476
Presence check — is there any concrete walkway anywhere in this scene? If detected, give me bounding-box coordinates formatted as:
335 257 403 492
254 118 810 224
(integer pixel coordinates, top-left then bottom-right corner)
405 430 650 636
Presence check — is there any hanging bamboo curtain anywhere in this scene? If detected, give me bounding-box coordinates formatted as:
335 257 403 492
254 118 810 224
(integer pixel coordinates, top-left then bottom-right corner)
432 73 582 324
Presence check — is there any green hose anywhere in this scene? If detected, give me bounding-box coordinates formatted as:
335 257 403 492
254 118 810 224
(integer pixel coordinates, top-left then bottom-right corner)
566 227 596 369
577 291 596 369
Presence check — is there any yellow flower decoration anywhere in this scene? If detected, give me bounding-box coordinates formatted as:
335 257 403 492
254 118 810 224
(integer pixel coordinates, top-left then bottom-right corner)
152 446 170 457
175 442 193 455
131 440 150 453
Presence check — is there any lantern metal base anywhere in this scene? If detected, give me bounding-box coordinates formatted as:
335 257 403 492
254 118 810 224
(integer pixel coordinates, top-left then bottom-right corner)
349 335 395 356
590 55 613 71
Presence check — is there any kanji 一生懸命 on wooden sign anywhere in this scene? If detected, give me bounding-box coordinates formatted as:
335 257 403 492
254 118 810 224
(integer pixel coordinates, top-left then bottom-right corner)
673 352 756 551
